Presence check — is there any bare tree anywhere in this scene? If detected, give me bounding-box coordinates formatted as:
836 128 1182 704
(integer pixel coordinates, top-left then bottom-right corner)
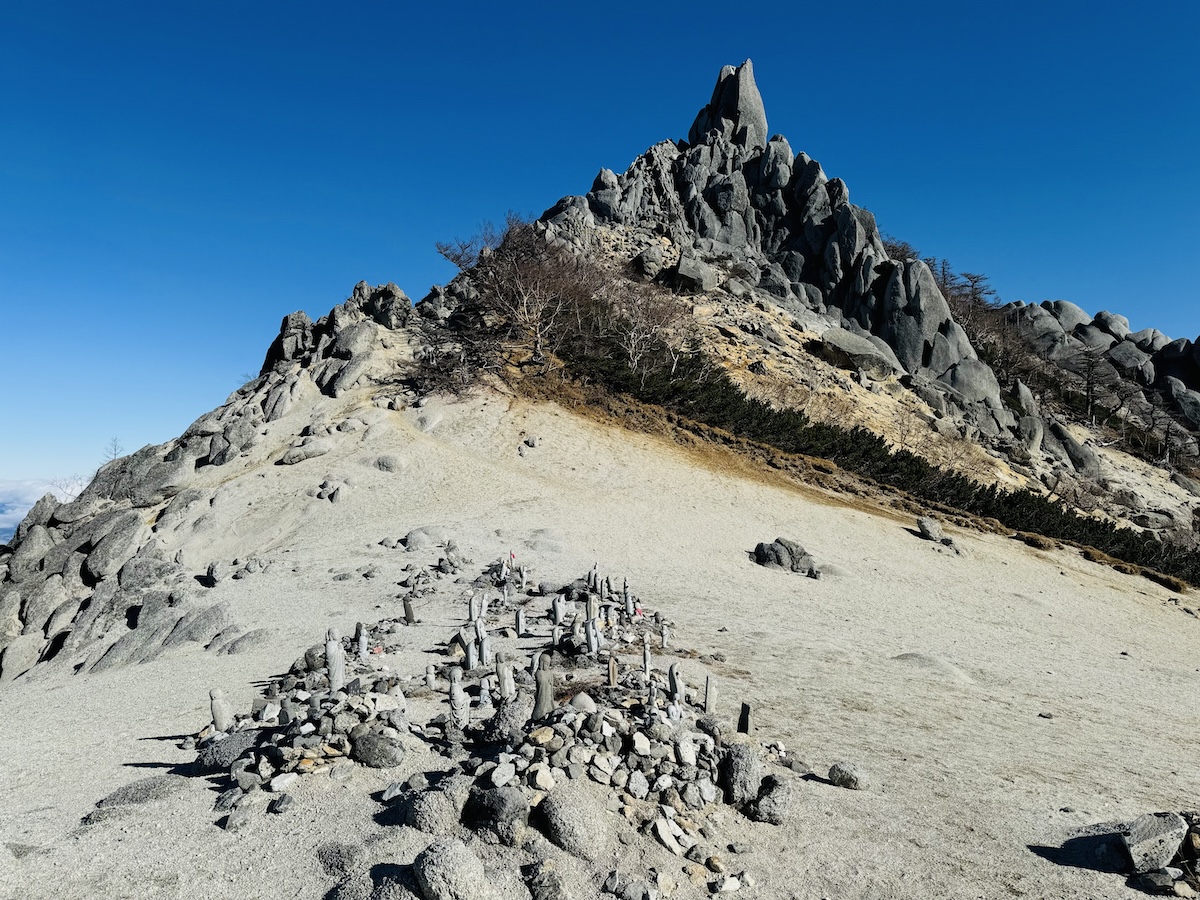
103 436 125 462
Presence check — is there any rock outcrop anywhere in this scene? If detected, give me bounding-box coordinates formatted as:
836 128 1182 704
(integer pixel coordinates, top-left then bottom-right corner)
539 60 1013 441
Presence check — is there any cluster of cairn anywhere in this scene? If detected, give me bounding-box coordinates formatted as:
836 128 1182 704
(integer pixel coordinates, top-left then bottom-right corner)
191 557 814 896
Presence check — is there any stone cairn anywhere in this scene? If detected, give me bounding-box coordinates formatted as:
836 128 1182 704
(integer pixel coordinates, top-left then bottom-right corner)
188 553 808 895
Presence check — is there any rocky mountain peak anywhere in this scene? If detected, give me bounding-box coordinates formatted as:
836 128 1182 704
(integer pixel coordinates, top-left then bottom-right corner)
688 59 769 151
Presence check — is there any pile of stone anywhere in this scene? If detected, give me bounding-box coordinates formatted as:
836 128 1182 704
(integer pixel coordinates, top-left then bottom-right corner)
191 620 412 827
192 558 814 896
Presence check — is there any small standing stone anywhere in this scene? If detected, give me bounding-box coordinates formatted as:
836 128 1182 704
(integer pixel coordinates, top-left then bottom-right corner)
515 608 527 636
608 656 618 688
497 661 516 700
403 597 417 625
326 629 345 693
737 702 751 734
425 664 436 690
210 689 234 733
533 669 555 720
355 622 368 661
705 676 716 714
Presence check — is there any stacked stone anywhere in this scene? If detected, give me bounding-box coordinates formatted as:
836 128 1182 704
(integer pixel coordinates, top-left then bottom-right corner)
192 623 409 826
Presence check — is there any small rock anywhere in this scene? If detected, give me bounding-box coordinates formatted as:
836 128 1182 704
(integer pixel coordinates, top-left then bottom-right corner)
916 517 944 542
828 761 870 791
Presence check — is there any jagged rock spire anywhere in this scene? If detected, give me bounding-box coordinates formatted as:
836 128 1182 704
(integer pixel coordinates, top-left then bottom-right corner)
688 60 768 151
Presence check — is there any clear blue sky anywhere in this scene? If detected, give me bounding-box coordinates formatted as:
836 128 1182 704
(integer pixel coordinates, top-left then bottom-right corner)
2 1 1197 505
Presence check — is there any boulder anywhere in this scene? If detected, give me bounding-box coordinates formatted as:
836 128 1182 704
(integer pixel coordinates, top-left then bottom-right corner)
350 733 405 768
676 255 717 293
1092 310 1131 341
0 632 45 682
818 328 903 380
413 839 494 900
752 538 817 575
401 789 462 835
828 760 870 790
463 785 529 846
1048 420 1101 478
1122 812 1187 874
1042 300 1092 333
936 359 1002 405
719 744 764 808
537 784 607 860
83 511 146 583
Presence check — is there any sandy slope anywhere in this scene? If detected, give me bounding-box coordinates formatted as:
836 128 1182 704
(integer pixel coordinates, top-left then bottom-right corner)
1 389 1197 900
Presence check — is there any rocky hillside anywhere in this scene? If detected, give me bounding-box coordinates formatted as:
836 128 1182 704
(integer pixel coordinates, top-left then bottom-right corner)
2 60 1198 688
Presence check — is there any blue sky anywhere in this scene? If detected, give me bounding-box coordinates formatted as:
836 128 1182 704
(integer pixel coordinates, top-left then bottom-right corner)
1 1 1198 527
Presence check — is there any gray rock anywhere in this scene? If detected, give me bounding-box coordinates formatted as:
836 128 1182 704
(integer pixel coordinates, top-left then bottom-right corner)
1122 812 1188 874
818 328 903 380
316 840 363 879
828 760 870 790
719 744 764 808
676 255 717 293
1073 323 1118 353
14 493 58 545
688 59 768 151
463 785 529 846
916 517 944 542
96 775 188 808
526 860 572 900
8 525 57 583
752 537 816 574
1092 310 1131 341
83 511 145 583
1048 420 1101 478
0 633 45 682
1042 300 1092 333
277 439 332 465
936 359 1001 405
538 784 607 860
626 770 650 800
749 774 792 824
350 733 405 768
401 789 461 835
194 731 257 772
162 601 233 648
413 838 493 900
222 628 272 655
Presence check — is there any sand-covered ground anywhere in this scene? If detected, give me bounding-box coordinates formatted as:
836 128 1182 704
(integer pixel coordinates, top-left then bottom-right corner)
2 390 1197 899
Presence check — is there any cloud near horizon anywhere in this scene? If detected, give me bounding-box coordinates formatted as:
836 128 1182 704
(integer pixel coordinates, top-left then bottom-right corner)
0 478 76 543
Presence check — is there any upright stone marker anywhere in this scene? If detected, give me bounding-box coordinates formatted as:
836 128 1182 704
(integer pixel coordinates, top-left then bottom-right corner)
210 688 234 733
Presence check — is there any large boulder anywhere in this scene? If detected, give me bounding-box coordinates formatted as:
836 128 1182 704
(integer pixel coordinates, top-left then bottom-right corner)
818 328 903 380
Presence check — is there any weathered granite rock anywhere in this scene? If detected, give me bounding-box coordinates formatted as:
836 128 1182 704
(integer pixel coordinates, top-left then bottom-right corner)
828 760 870 790
1122 812 1187 874
818 328 903 379
463 785 529 846
752 538 816 575
688 59 768 151
719 744 764 807
350 733 405 768
413 838 493 900
538 784 606 860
